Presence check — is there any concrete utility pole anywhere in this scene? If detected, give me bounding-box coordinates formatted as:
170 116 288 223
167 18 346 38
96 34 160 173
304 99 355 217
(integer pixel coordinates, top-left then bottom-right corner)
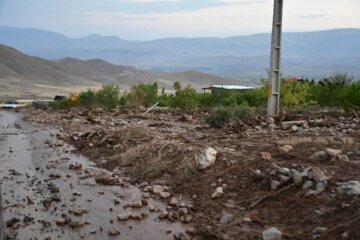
267 0 284 116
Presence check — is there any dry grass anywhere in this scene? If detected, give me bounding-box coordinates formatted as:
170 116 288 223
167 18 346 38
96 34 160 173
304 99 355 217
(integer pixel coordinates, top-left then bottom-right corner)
109 138 200 182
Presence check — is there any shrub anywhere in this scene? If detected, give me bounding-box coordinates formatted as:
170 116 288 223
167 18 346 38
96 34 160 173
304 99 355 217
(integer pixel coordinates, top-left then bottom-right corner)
198 93 216 108
206 108 231 128
32 101 48 110
127 83 158 108
78 89 97 109
49 99 75 110
96 84 120 110
232 104 254 122
170 81 199 109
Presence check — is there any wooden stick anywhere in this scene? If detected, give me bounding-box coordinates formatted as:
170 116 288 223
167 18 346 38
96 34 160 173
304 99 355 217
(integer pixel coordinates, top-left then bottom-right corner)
249 184 295 209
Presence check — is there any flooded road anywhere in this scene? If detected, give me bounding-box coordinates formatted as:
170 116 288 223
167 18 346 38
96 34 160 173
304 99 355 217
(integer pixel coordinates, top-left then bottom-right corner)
0 111 184 239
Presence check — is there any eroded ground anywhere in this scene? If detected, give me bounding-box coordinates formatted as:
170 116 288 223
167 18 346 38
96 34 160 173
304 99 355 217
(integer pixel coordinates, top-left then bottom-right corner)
13 107 360 239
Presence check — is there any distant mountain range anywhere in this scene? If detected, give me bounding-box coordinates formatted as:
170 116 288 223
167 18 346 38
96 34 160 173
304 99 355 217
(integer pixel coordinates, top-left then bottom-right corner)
0 44 233 99
1 26 360 80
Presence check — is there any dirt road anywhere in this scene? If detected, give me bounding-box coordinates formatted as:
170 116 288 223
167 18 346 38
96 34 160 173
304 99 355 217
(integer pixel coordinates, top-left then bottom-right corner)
0 111 184 240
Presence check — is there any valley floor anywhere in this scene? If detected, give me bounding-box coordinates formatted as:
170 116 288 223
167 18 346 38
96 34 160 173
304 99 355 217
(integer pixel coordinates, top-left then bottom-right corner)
13 107 360 239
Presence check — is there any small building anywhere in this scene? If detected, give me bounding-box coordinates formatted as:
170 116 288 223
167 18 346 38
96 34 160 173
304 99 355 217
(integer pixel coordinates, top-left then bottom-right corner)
202 85 255 94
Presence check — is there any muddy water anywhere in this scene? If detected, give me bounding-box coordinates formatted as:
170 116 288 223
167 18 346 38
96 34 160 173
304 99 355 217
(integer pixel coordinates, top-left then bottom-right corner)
0 111 184 240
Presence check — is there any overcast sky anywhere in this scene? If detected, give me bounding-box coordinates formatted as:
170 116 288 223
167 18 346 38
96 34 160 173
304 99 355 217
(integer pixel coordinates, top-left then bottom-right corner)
0 0 359 40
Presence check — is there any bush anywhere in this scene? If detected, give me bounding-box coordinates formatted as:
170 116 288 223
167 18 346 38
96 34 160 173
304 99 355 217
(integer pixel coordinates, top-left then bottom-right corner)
170 81 199 109
96 84 120 110
127 83 158 108
232 104 254 122
206 108 231 128
78 89 97 109
49 99 75 110
32 101 48 110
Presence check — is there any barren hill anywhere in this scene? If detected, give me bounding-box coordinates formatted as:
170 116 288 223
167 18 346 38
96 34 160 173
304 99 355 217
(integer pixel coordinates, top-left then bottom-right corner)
0 44 233 99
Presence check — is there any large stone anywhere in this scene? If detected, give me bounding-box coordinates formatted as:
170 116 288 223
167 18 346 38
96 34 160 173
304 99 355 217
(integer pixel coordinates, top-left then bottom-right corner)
196 147 217 170
278 145 293 153
94 171 117 185
325 148 342 157
281 120 307 130
309 166 329 182
211 187 223 199
337 155 349 162
336 181 360 196
220 212 233 224
152 185 164 194
262 227 282 240
310 151 329 161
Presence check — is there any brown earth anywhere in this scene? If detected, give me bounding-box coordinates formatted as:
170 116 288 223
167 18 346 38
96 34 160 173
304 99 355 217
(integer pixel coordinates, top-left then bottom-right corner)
18 107 360 240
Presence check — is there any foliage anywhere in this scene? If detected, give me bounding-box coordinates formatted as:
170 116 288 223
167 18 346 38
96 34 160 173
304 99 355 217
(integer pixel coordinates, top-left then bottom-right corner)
96 84 120 110
170 81 199 109
206 108 231 128
32 101 48 110
78 89 97 109
232 104 254 122
49 99 75 110
206 104 254 128
280 80 311 109
127 83 158 108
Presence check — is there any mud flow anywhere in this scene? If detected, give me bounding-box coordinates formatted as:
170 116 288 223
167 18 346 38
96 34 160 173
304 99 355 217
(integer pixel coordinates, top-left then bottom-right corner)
0 111 185 240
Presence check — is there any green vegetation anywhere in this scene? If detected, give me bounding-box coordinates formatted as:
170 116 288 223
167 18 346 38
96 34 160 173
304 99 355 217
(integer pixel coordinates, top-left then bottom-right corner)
96 84 120 110
47 73 360 122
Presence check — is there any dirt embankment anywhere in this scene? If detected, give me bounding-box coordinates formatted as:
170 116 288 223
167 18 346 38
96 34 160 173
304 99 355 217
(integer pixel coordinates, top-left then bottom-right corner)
19 107 360 239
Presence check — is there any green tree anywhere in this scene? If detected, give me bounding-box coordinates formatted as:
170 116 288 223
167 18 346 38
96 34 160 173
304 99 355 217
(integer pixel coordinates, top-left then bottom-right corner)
96 84 120 110
78 89 97 109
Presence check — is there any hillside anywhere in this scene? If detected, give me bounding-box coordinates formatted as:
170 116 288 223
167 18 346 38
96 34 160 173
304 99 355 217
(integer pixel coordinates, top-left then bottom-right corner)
0 44 233 99
1 26 360 79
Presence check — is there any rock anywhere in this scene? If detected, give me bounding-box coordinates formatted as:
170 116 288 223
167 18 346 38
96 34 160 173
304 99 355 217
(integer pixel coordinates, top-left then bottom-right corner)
312 227 328 235
180 214 193 223
211 187 223 199
69 162 82 170
169 197 179 207
69 221 84 228
117 213 130 221
261 152 272 161
281 120 307 130
325 148 342 157
279 145 293 153
196 147 217 170
271 180 281 190
94 171 117 185
309 166 329 182
277 168 291 176
158 211 169 219
337 155 349 162
56 218 67 226
160 192 171 198
109 227 120 236
143 186 153 192
130 201 143 208
291 125 299 132
310 151 329 161
72 209 88 216
302 181 314 189
177 208 189 216
220 212 233 224
152 185 164 194
292 174 304 184
262 227 282 240
336 181 360 196
6 217 20 228
242 217 252 223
